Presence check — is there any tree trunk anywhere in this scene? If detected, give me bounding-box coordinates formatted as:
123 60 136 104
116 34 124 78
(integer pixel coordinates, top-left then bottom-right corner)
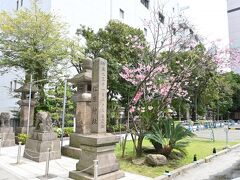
35 69 47 110
136 135 144 157
151 140 163 153
38 82 46 107
191 105 196 121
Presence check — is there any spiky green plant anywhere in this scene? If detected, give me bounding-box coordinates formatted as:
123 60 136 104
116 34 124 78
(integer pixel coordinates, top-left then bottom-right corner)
146 119 194 157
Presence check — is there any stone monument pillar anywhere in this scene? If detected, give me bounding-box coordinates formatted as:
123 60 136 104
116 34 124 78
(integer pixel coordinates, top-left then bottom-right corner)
15 83 37 134
0 112 15 147
62 57 92 159
24 112 61 162
69 58 124 180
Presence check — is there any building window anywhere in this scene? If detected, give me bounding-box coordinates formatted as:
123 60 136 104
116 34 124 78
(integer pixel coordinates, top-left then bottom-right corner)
158 12 165 24
21 0 23 6
16 0 19 10
144 28 147 36
120 9 124 19
141 0 149 9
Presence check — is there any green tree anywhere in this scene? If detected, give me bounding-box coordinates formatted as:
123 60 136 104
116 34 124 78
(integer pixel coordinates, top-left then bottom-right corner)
67 38 85 74
44 81 75 127
226 72 240 113
77 20 148 105
0 3 68 107
176 44 219 121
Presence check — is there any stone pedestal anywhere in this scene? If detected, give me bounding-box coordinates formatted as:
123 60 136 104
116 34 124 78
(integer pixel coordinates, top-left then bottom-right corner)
0 112 15 147
24 112 61 162
24 131 61 162
15 83 37 136
62 95 92 159
69 133 124 180
15 100 35 135
62 133 82 159
75 98 92 134
0 127 15 147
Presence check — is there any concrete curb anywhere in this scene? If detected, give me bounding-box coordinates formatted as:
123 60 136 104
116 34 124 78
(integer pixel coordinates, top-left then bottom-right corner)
153 143 240 180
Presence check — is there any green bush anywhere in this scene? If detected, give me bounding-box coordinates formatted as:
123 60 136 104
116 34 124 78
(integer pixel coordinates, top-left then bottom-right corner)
66 120 74 127
53 127 73 137
53 128 62 138
146 119 195 157
64 127 74 137
107 124 126 133
17 133 28 145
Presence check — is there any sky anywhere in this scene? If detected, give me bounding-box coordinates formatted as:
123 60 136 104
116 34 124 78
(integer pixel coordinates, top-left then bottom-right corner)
180 0 229 47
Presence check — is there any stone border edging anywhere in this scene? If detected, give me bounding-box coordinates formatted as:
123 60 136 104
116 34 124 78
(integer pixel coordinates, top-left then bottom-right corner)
153 143 240 180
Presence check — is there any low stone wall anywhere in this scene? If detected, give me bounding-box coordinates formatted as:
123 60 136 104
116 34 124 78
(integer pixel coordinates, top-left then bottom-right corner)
154 143 240 180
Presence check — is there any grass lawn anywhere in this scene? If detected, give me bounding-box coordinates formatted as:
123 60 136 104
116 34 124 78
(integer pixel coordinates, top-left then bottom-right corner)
115 138 239 178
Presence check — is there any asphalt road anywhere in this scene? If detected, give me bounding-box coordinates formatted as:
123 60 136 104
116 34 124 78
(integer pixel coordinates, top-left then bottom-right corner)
174 145 240 180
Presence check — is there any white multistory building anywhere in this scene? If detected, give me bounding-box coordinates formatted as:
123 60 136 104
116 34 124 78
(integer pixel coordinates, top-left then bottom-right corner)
0 0 180 112
227 0 240 73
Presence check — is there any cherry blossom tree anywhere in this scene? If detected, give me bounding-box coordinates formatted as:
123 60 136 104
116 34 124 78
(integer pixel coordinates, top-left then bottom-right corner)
119 5 223 156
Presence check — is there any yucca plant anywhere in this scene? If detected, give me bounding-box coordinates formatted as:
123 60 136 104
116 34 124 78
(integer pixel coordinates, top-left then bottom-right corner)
146 119 194 157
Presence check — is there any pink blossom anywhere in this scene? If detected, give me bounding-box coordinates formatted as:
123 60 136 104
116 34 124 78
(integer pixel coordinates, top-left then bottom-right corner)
130 106 135 113
132 91 143 104
159 84 171 96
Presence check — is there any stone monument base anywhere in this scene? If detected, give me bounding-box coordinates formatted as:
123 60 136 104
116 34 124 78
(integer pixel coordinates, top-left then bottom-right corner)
62 133 82 159
24 131 61 162
69 133 124 180
0 127 15 147
70 170 124 180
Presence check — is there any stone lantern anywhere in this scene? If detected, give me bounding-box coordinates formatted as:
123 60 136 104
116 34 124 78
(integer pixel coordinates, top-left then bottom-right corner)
15 83 38 134
69 57 92 134
62 57 92 159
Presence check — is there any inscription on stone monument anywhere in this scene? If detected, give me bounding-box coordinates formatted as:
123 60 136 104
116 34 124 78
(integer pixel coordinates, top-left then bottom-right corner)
91 58 107 133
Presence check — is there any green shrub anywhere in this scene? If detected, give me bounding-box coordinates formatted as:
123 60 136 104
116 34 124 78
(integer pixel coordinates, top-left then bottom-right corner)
17 133 28 145
66 120 74 127
64 127 74 137
146 119 195 157
53 128 62 138
53 127 73 137
107 124 126 133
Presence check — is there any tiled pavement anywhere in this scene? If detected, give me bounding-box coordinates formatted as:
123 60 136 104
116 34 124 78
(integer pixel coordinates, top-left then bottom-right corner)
0 143 151 180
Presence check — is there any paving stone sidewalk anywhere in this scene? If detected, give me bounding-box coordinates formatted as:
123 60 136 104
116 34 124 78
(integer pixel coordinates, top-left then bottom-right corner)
0 166 22 180
2 138 240 180
0 144 151 180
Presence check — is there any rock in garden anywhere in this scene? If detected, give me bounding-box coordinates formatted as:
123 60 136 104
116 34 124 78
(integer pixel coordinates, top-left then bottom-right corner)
146 154 167 166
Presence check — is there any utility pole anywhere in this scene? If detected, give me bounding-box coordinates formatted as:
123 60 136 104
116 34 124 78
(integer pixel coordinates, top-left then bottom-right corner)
26 75 33 136
60 79 67 147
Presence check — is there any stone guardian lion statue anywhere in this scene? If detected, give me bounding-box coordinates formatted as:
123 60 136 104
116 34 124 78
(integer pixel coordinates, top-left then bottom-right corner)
35 112 53 132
